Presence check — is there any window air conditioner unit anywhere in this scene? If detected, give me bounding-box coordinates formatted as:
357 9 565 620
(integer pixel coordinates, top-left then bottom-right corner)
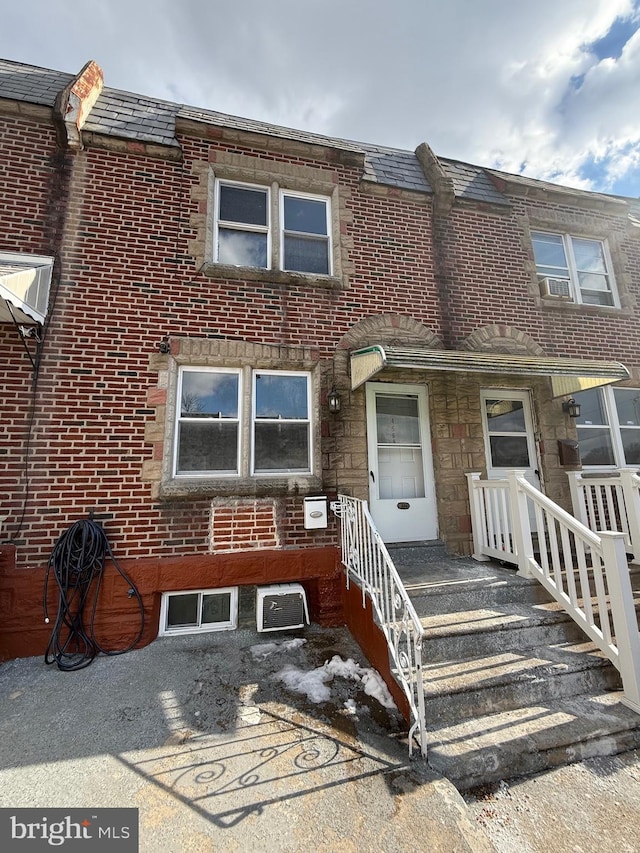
540 277 572 299
256 583 309 632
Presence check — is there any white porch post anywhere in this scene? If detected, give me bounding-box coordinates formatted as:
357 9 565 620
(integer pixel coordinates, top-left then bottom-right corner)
601 531 640 713
466 473 490 562
507 469 535 579
566 471 588 526
619 468 640 563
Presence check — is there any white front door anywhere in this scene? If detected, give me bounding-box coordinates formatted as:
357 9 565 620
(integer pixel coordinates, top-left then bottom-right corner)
366 382 437 543
481 390 540 490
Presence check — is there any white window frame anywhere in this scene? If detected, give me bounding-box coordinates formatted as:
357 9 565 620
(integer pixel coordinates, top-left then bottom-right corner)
213 179 332 276
251 369 313 476
279 188 332 276
214 180 271 268
159 587 238 636
173 366 313 480
174 366 242 478
575 386 640 469
532 230 619 308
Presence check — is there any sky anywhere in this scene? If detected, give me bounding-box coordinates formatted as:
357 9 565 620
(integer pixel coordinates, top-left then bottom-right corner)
1 0 640 198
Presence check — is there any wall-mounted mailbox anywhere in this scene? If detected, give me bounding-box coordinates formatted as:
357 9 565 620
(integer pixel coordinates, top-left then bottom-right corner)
303 495 328 529
558 438 581 467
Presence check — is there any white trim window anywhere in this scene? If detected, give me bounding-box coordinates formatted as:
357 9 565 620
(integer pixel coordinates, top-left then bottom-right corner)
252 370 312 474
215 181 270 268
175 367 241 476
532 230 618 307
574 387 640 467
280 189 331 275
174 366 312 478
159 588 238 636
214 179 332 275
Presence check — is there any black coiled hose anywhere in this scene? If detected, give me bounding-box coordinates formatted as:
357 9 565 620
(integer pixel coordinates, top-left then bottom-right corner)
43 518 145 671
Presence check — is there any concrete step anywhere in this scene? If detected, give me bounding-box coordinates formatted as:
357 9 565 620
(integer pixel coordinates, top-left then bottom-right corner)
408 573 554 615
420 601 587 662
427 691 640 791
423 641 621 725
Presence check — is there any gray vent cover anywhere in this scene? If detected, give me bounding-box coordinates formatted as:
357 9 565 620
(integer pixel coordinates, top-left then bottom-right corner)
257 583 309 632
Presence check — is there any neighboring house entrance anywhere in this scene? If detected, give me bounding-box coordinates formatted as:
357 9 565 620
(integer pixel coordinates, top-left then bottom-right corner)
481 389 540 494
365 382 437 543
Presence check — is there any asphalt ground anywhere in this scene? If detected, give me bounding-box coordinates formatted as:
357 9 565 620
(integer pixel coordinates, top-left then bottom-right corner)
0 625 491 852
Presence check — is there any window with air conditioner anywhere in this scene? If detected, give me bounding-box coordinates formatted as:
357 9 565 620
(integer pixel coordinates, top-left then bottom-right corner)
532 230 618 307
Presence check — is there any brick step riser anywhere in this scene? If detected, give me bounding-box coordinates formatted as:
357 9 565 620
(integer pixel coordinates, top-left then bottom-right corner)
424 664 622 725
430 725 640 792
422 618 587 663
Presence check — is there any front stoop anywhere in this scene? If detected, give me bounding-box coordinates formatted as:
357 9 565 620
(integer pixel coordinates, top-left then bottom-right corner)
393 548 640 792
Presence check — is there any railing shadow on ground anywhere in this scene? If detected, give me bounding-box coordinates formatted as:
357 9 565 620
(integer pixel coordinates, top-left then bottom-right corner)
115 706 414 829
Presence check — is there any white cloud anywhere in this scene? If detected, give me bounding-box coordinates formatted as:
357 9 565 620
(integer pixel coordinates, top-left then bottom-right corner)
0 0 639 194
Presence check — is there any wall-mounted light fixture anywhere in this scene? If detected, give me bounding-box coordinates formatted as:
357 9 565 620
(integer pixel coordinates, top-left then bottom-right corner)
562 397 581 418
327 385 341 414
158 335 170 354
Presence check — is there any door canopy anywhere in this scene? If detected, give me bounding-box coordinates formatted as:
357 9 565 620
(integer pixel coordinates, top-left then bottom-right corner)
350 345 630 398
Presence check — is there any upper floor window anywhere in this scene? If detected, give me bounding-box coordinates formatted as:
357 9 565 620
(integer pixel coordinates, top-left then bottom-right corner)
175 366 312 478
573 386 640 467
532 230 618 307
214 180 332 276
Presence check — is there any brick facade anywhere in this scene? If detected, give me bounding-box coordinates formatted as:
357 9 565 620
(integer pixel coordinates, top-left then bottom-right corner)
1 60 639 659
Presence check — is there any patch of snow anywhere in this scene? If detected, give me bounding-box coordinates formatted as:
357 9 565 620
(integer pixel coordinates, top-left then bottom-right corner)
250 637 307 660
343 698 357 715
276 664 332 703
274 654 397 710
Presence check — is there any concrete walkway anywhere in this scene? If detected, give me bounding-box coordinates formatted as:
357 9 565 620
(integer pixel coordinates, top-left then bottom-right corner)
0 625 492 852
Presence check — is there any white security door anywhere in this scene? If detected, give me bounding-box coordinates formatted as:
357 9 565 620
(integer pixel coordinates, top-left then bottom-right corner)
481 390 540 490
366 382 437 543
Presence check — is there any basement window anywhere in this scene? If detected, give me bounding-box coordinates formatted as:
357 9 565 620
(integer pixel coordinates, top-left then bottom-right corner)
159 587 238 636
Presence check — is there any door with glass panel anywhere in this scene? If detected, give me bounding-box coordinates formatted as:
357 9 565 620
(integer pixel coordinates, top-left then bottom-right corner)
481 390 539 489
366 382 437 543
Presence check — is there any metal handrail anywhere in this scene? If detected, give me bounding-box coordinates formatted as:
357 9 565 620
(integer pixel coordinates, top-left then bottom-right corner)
332 494 427 757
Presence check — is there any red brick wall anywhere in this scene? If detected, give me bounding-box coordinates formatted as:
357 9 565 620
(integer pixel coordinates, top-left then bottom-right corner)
2 105 640 660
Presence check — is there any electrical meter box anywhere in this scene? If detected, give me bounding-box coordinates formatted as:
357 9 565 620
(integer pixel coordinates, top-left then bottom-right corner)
303 495 328 529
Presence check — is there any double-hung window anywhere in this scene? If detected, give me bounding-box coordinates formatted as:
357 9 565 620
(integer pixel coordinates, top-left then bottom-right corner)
280 190 331 275
216 182 269 268
532 230 617 307
174 366 312 478
214 179 332 276
176 368 241 476
573 387 640 467
253 371 311 473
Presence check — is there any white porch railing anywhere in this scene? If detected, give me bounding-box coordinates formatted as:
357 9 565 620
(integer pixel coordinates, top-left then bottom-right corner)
467 470 640 713
567 468 640 562
331 494 427 757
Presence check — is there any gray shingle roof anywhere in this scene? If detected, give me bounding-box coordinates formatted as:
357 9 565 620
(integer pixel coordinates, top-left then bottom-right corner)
441 159 511 206
0 58 73 105
2 57 632 210
84 88 180 148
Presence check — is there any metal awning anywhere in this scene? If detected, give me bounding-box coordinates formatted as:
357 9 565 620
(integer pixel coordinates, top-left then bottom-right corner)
350 345 630 398
0 253 54 325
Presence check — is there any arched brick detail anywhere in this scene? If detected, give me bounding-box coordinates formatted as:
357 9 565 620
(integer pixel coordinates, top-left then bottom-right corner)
332 314 441 385
462 325 546 356
337 313 442 351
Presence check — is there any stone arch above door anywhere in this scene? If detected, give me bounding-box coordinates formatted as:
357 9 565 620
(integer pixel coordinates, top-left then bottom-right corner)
338 313 442 351
462 325 546 356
